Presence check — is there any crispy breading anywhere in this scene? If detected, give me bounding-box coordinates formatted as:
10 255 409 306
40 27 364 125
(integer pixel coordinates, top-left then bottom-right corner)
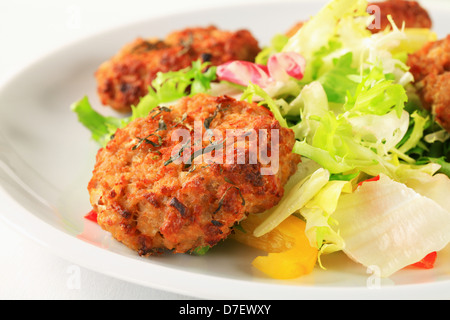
407 35 450 132
368 0 432 33
95 26 261 113
88 94 301 255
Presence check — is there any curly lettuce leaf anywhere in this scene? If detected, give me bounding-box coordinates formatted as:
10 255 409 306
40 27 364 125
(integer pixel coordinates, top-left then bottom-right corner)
241 83 288 128
282 0 368 61
310 38 343 81
71 96 124 147
317 52 358 104
130 60 217 121
343 67 408 118
290 61 413 175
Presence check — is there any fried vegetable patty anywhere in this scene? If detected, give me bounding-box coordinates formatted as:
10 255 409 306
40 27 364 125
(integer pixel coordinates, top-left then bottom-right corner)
367 0 432 33
407 35 450 132
95 26 261 112
88 94 301 255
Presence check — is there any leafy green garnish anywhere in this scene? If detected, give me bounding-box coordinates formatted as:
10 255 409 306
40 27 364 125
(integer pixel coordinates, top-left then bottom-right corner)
190 246 210 256
428 157 450 177
317 52 358 104
343 67 407 118
310 38 342 80
291 64 411 177
71 96 124 147
329 171 360 181
241 83 288 128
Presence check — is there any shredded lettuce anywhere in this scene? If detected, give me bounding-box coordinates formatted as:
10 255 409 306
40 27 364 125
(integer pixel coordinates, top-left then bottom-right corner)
396 111 429 155
72 60 216 147
282 0 367 64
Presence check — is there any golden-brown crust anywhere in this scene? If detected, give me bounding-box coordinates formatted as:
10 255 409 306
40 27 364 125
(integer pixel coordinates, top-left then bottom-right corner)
88 94 301 255
368 0 432 33
407 35 450 132
95 26 261 113
407 36 450 85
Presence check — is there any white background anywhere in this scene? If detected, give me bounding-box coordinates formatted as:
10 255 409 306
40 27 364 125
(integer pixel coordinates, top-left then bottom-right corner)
0 0 282 300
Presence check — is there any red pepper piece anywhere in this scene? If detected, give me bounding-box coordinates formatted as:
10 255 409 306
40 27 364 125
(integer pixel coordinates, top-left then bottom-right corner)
84 210 98 223
357 175 380 187
410 252 437 269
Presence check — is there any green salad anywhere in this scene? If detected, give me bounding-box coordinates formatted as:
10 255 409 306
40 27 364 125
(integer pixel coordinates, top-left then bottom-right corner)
73 0 450 279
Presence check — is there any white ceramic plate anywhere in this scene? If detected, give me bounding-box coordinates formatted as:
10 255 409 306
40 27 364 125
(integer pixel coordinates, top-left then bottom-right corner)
1 0 449 300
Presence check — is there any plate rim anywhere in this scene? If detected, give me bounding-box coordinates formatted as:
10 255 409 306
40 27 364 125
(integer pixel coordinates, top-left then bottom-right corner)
2 190 450 300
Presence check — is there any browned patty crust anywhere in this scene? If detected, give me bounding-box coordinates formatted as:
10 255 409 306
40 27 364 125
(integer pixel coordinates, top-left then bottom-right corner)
407 35 450 132
367 0 432 33
88 94 301 255
95 26 261 113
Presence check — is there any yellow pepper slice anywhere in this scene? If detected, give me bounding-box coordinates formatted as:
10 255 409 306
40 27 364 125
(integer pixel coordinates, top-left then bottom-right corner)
231 212 296 253
232 214 318 280
252 216 318 279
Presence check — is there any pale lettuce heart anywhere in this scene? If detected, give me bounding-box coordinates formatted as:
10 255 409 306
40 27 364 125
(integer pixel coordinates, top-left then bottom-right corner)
347 109 410 155
332 174 450 277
